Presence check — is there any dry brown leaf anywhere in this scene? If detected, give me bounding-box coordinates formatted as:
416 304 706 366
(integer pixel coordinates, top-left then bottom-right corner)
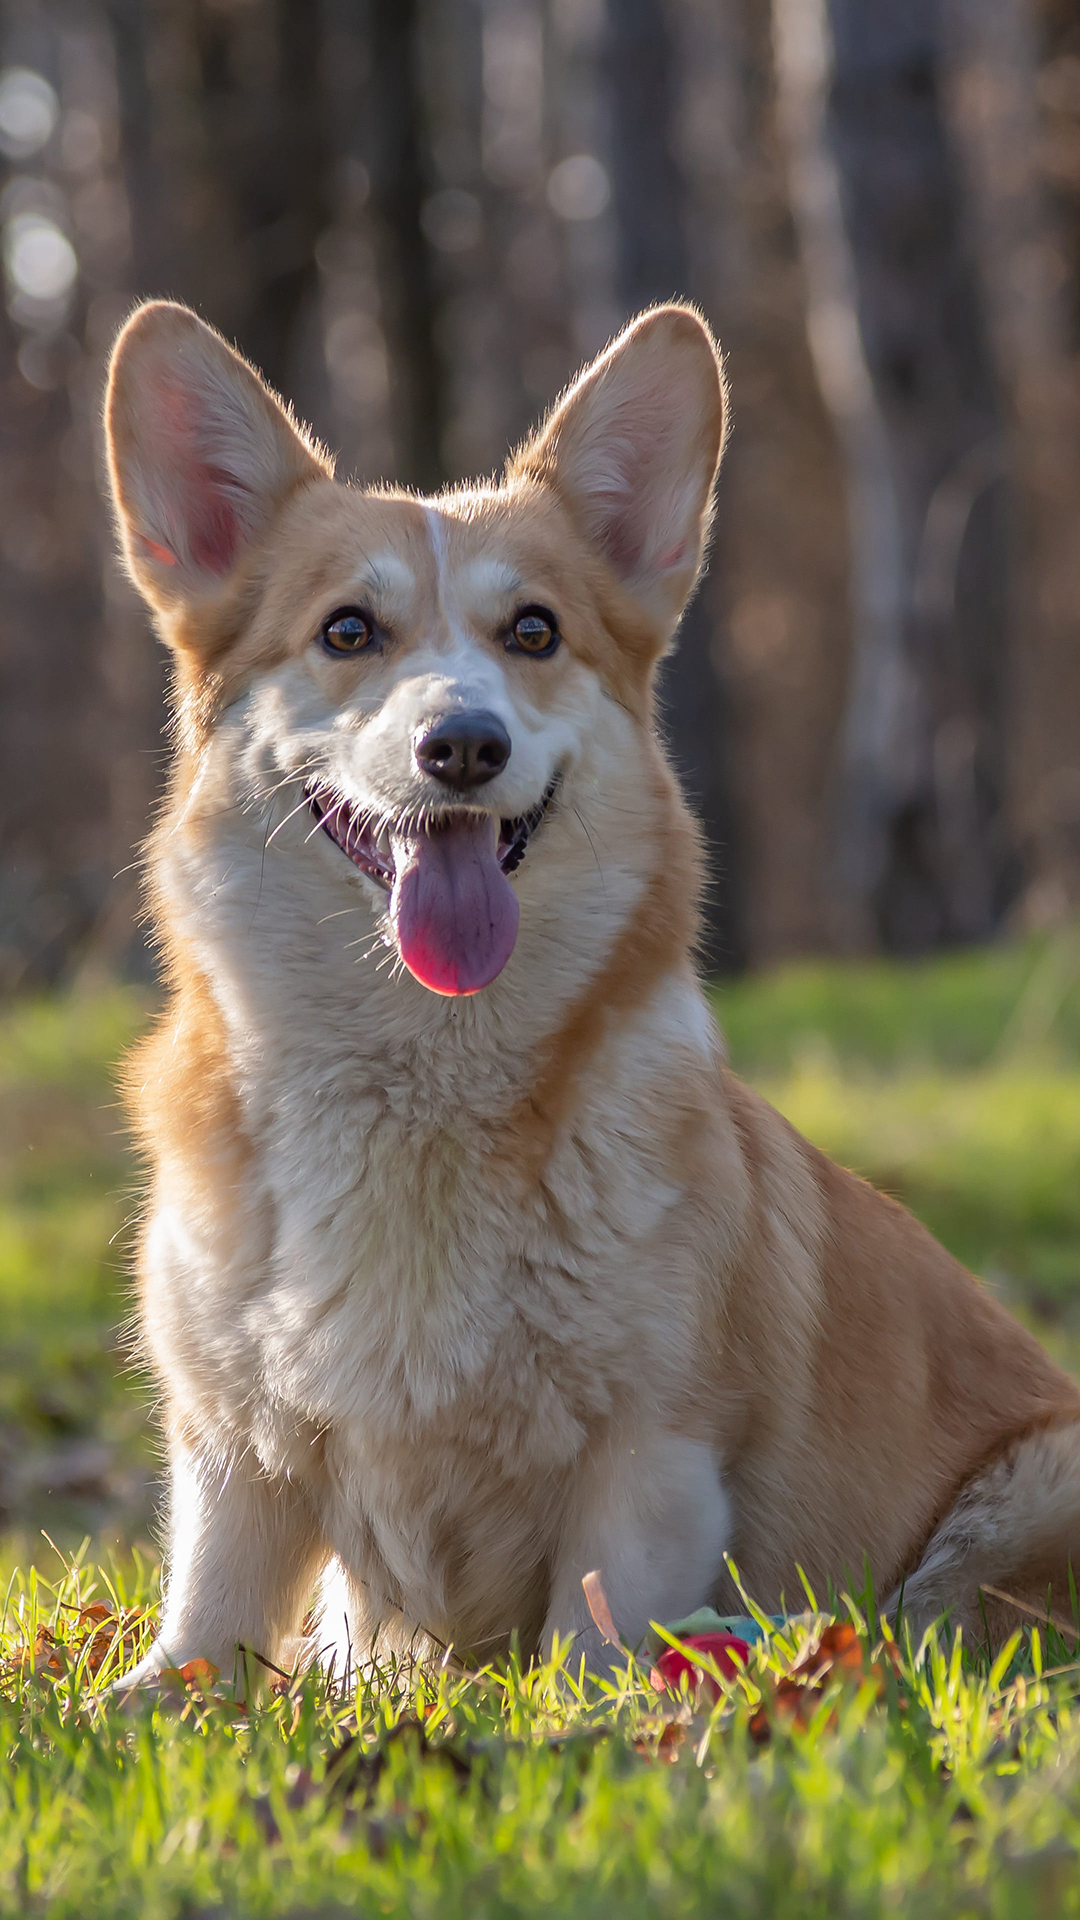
582 1571 623 1648
32 1625 66 1677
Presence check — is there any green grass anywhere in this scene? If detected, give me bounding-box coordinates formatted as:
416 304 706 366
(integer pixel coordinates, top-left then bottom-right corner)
2 933 1080 1916
0 984 154 1554
4 1550 1080 1918
715 926 1080 1072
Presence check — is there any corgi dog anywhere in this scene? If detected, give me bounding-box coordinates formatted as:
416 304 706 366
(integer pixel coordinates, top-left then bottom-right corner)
105 298 1080 1685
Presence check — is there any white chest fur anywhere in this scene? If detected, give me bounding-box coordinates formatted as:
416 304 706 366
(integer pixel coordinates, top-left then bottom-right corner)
146 939 719 1644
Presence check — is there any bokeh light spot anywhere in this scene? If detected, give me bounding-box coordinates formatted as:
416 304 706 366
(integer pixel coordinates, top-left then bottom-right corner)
547 153 610 221
0 68 59 161
4 213 77 303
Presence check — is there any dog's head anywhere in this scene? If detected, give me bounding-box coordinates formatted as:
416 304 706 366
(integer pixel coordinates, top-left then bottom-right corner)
105 301 726 1006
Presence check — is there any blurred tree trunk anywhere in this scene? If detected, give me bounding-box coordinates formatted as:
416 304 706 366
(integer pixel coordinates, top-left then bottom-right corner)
679 0 851 964
775 0 1009 955
944 0 1080 925
0 308 108 988
416 0 575 481
605 0 744 970
111 0 328 395
0 6 124 988
827 0 1008 951
362 0 443 489
417 0 525 480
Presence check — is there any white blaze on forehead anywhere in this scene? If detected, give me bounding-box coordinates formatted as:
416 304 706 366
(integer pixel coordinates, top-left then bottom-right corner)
423 504 450 592
423 506 524 636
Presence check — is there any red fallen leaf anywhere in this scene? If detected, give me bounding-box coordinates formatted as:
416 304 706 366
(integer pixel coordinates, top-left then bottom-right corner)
157 1658 222 1696
791 1621 867 1682
16 1604 150 1686
748 1702 772 1744
635 1718 688 1762
83 1625 120 1675
655 1718 686 1760
750 1622 904 1741
178 1658 220 1688
650 1632 751 1705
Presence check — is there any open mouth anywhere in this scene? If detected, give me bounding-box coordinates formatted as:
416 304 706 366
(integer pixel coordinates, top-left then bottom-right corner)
304 777 558 891
304 775 558 997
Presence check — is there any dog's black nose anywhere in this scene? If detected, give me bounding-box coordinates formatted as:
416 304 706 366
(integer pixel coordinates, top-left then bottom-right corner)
414 711 511 790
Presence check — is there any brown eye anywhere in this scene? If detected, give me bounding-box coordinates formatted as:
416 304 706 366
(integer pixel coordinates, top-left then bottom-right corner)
508 606 560 657
319 608 376 655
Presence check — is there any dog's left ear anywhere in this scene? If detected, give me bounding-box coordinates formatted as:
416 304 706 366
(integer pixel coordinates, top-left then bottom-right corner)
509 304 727 631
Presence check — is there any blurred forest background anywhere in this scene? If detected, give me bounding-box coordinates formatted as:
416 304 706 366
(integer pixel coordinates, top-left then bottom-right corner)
1 0 1080 983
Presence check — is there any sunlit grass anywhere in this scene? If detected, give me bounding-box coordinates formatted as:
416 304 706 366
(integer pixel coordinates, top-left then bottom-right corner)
3 1550 1080 1919
714 924 1080 1073
0 982 152 1552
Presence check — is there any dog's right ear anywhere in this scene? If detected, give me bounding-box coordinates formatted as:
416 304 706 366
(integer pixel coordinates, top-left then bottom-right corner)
105 301 331 618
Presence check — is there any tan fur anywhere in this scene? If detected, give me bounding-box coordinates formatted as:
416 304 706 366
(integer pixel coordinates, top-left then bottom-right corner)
105 299 1080 1687
507 760 702 1170
710 1084 1079 1610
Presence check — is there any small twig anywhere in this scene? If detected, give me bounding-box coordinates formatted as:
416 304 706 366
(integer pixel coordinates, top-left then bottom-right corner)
236 1642 294 1684
980 1585 1080 1643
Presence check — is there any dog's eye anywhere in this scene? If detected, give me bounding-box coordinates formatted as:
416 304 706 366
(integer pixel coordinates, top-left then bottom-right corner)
319 608 376 655
507 606 560 657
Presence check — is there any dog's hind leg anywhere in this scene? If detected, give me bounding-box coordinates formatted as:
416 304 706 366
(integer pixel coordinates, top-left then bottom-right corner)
887 1424 1080 1647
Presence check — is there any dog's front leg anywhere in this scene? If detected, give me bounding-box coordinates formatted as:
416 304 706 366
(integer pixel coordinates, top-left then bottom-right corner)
543 1430 731 1673
117 1434 328 1694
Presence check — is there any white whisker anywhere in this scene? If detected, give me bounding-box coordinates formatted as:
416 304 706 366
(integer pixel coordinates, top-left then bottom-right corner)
265 795 317 848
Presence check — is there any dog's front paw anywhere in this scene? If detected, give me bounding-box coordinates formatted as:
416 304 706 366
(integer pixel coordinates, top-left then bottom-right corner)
106 1642 222 1702
104 1652 171 1705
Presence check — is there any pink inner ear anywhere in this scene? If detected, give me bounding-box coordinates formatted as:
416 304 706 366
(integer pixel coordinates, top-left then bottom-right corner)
186 470 241 574
139 535 178 567
153 378 245 577
598 503 645 575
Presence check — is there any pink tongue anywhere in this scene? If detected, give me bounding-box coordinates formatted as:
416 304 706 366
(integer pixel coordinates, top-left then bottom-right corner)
391 815 519 996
